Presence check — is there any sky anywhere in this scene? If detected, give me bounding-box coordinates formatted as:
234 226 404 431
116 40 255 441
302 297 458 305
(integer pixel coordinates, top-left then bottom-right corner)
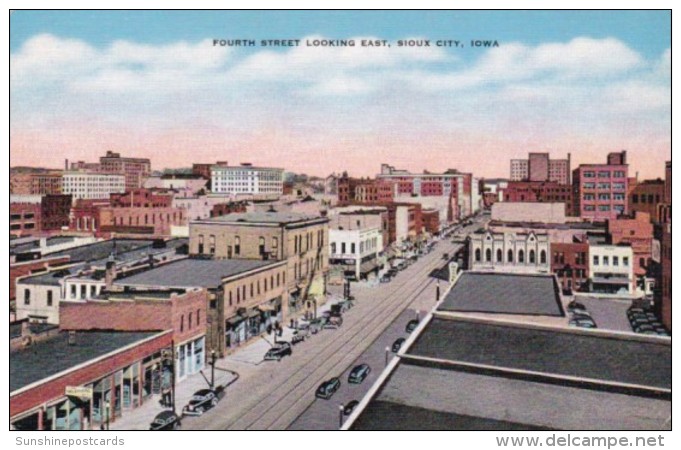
10 10 671 179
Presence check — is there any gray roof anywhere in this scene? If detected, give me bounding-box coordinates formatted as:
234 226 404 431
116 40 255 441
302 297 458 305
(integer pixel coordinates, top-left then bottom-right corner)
408 318 671 389
352 361 670 431
198 211 326 225
115 258 281 289
10 331 160 393
49 239 155 262
439 272 564 316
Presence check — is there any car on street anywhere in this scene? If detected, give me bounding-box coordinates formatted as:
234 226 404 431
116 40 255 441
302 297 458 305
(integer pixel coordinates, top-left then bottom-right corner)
315 377 341 399
380 274 392 283
406 319 420 333
343 400 360 415
567 301 586 312
571 311 592 319
182 388 221 416
291 328 309 345
348 364 371 384
569 318 597 329
442 253 450 261
392 337 406 353
264 342 293 361
633 324 655 333
149 410 182 431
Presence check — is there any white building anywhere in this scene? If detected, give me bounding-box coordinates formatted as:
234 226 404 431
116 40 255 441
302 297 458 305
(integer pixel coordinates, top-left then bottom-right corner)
469 230 551 274
329 213 384 280
588 245 634 296
62 172 126 200
211 163 284 195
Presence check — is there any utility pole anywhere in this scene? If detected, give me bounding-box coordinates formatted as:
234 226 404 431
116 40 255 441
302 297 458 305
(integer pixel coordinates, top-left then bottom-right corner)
210 349 216 389
171 340 176 413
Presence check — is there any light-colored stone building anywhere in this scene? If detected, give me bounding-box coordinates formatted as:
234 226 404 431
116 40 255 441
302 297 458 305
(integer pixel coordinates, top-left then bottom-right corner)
469 230 551 274
329 212 384 281
189 211 329 317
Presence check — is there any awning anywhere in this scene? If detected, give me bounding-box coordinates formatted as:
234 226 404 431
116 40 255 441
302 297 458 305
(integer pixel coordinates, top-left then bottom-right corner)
592 277 630 285
226 316 244 326
308 277 325 297
360 261 379 273
247 309 260 318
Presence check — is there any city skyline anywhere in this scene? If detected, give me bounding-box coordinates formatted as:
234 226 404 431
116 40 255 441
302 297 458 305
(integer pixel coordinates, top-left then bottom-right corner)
10 11 670 179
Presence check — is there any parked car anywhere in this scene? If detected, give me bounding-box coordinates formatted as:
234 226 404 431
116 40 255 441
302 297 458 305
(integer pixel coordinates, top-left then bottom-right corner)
291 328 308 345
343 400 360 415
309 318 325 334
183 389 220 416
569 318 597 329
380 274 392 283
348 364 371 384
315 378 341 399
406 319 420 333
392 337 406 353
634 324 655 333
571 311 592 319
328 316 343 327
149 410 182 431
442 253 450 261
264 342 293 361
567 300 586 312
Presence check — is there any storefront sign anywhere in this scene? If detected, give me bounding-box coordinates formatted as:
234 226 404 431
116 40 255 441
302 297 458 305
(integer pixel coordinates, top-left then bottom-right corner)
65 386 93 399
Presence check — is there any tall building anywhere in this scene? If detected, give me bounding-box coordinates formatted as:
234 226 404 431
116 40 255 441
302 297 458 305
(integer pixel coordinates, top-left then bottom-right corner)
99 151 151 190
510 152 571 184
211 163 284 195
572 151 628 221
30 172 63 195
62 172 126 201
629 179 665 219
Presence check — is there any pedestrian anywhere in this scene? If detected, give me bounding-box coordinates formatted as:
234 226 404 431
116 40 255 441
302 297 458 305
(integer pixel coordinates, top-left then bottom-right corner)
161 385 171 407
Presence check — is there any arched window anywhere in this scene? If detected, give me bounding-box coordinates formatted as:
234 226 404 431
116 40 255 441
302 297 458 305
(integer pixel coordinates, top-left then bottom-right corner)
540 250 547 264
518 250 525 263
475 248 481 262
496 249 503 263
485 249 492 262
529 250 536 264
507 249 514 263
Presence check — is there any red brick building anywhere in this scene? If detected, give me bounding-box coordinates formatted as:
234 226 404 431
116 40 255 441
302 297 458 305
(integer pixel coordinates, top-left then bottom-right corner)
550 241 589 293
99 151 151 190
70 199 110 233
10 200 41 237
607 212 654 278
422 209 440 235
41 194 72 231
110 188 173 208
99 206 186 237
210 201 248 218
629 179 665 219
501 181 574 216
572 151 629 220
337 175 394 206
31 172 63 195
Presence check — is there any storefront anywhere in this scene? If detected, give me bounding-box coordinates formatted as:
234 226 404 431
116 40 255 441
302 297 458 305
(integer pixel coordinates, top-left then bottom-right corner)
176 336 205 382
224 298 283 350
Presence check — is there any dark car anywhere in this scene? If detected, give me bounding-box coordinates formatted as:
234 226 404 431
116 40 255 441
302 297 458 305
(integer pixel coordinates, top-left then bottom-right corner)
183 389 220 416
406 319 420 333
348 364 371 384
343 400 360 415
634 324 655 333
149 410 182 431
380 274 392 283
264 342 293 361
392 337 406 353
315 377 341 399
567 301 586 312
442 253 450 261
569 318 597 329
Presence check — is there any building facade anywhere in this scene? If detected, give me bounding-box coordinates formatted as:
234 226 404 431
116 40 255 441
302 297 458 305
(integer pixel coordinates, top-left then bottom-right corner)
211 163 284 195
572 151 629 221
329 212 384 280
510 152 571 184
588 245 634 295
99 151 151 190
10 197 42 236
62 172 126 201
31 172 63 195
550 241 589 293
500 181 574 216
41 194 72 231
607 212 653 279
628 179 665 219
469 230 551 274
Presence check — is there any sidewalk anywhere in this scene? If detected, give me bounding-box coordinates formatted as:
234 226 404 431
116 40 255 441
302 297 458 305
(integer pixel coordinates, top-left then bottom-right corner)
109 363 237 431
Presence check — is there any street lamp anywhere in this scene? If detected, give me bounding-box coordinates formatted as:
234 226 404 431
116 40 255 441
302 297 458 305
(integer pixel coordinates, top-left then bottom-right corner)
104 400 110 430
210 349 217 389
385 346 390 367
339 404 345 429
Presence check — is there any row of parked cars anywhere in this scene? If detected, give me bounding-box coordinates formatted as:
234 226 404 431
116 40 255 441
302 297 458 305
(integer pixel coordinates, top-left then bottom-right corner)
150 385 226 430
567 301 598 329
627 307 669 336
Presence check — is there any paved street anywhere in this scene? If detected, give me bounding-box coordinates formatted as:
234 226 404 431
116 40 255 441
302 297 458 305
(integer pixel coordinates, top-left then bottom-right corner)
571 296 633 332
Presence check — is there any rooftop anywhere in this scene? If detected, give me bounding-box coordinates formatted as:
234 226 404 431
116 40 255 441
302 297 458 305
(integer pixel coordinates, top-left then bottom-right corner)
438 272 564 316
49 239 155 262
195 211 327 225
115 257 282 289
10 331 161 393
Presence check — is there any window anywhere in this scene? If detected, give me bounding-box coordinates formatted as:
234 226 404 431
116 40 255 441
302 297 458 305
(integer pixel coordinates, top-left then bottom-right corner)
180 315 184 332
632 194 639 204
24 289 30 305
613 256 619 266
272 237 278 251
583 194 595 201
603 256 609 266
351 243 356 254
540 250 547 264
614 171 625 178
518 250 525 263
593 255 600 266
598 171 611 178
341 243 346 254
496 249 503 263
598 205 611 212
259 237 266 256
236 289 240 303
47 290 53 307
188 312 193 330
209 235 216 255
71 285 77 298
485 249 492 262
507 249 514 263
529 250 536 264
229 291 233 307
475 248 481 262
639 257 646 269
235 236 241 255
198 235 204 254
294 235 298 253
583 171 596 178
250 283 254 297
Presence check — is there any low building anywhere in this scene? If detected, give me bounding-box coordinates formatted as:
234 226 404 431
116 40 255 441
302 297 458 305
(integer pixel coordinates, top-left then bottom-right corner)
98 205 187 237
607 212 654 280
500 181 574 216
550 239 589 293
421 209 440 235
491 202 566 224
11 330 172 430
329 212 384 281
469 230 550 274
629 179 665 219
10 197 42 237
588 245 635 296
41 194 72 231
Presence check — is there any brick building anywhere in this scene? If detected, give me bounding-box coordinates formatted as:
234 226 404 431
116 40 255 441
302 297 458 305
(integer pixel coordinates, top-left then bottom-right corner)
70 199 110 233
573 151 629 221
110 188 173 208
189 211 329 318
550 240 589 293
337 175 394 206
31 172 63 195
422 209 440 235
607 212 654 278
41 194 72 231
99 151 151 190
99 206 186 237
500 181 574 216
210 201 249 218
628 179 665 219
10 198 42 237
510 152 571 184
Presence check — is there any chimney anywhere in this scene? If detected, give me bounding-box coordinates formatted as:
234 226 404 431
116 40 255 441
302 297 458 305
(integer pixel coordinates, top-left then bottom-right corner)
105 260 117 290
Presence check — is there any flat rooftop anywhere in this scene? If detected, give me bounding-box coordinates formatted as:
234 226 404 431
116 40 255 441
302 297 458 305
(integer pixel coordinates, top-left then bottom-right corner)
351 361 670 430
196 211 327 225
49 239 155 262
408 318 671 389
439 272 564 316
10 331 160 393
116 258 282 289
